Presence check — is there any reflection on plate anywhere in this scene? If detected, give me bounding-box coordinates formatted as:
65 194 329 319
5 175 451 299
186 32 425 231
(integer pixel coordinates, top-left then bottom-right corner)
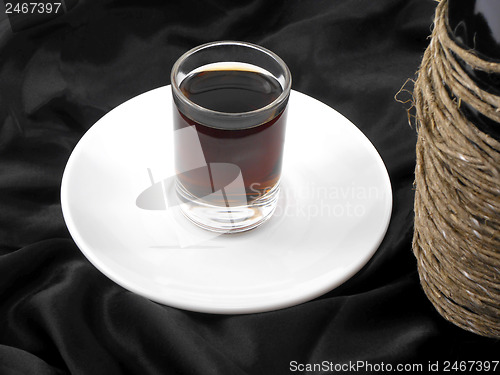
61 86 392 314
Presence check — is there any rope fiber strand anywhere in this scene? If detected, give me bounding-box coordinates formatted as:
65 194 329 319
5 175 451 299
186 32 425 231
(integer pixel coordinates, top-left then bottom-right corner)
412 0 500 338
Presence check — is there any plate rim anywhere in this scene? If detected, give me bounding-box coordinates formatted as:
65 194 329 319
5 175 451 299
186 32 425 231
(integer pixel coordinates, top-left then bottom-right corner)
61 86 393 314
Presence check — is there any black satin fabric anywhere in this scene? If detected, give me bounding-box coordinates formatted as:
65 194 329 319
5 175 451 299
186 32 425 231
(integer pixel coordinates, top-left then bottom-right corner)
0 1 498 374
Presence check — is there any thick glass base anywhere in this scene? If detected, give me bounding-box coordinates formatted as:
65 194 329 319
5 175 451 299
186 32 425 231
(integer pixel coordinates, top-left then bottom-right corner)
176 181 280 233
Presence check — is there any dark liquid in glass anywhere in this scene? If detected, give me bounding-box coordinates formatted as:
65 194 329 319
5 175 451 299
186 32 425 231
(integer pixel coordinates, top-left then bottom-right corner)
174 68 287 204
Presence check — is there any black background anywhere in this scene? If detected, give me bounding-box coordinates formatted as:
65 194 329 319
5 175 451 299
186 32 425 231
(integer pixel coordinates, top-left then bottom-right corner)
0 0 499 374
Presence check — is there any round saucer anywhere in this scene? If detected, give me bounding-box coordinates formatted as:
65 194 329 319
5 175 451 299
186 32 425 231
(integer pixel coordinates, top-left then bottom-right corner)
61 86 392 314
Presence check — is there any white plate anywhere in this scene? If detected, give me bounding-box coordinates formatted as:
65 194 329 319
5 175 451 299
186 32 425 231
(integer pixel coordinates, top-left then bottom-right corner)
61 86 392 314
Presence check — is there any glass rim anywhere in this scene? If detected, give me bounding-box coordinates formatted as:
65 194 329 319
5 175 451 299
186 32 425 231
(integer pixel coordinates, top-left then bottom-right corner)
170 40 292 118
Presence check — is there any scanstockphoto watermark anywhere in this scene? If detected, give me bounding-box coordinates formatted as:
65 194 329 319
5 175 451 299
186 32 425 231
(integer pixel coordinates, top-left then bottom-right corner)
294 182 383 201
289 360 423 373
289 360 500 373
273 200 367 219
251 182 383 219
250 182 383 201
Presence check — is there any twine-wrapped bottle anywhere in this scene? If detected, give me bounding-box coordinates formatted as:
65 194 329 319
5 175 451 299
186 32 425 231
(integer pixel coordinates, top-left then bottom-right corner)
412 0 500 338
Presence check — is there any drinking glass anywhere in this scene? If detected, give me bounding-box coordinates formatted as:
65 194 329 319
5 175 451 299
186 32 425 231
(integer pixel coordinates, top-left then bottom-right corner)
171 41 291 233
